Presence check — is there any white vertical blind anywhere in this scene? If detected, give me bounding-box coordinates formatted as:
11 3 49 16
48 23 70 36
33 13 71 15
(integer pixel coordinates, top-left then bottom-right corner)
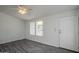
30 21 43 36
30 22 35 35
36 21 43 36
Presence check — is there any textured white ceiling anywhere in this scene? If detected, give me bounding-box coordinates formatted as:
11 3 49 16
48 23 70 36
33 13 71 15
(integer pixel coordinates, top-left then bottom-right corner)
0 5 79 20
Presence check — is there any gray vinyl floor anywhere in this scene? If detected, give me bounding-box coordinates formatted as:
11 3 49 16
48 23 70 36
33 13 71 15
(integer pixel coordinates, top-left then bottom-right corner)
0 39 76 53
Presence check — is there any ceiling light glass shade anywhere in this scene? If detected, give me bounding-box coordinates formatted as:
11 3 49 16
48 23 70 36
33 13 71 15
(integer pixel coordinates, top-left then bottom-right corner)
18 6 28 15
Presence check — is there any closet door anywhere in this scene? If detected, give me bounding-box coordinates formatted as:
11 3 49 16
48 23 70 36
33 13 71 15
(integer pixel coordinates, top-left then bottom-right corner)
59 16 78 51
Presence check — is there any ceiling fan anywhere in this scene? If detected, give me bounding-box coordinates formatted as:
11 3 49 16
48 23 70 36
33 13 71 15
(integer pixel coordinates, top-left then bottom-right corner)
17 5 32 15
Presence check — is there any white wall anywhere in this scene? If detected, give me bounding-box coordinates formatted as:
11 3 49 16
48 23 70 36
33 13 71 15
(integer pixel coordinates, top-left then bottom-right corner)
25 10 78 47
0 13 26 44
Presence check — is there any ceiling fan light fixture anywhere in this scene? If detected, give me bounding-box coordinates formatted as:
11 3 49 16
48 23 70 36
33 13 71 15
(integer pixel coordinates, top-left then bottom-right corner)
18 8 27 15
18 6 29 15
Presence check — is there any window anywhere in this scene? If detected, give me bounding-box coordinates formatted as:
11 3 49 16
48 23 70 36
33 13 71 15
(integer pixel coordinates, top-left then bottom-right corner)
30 21 43 36
36 21 43 36
30 22 35 35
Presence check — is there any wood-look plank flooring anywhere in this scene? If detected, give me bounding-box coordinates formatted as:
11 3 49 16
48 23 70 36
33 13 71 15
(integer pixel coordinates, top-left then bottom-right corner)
0 39 76 53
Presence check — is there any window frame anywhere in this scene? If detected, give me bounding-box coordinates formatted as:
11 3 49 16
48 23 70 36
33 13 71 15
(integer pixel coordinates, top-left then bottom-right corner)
30 20 43 36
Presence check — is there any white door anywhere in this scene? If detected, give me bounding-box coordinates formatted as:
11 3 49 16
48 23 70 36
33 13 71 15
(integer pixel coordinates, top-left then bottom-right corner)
59 16 78 51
